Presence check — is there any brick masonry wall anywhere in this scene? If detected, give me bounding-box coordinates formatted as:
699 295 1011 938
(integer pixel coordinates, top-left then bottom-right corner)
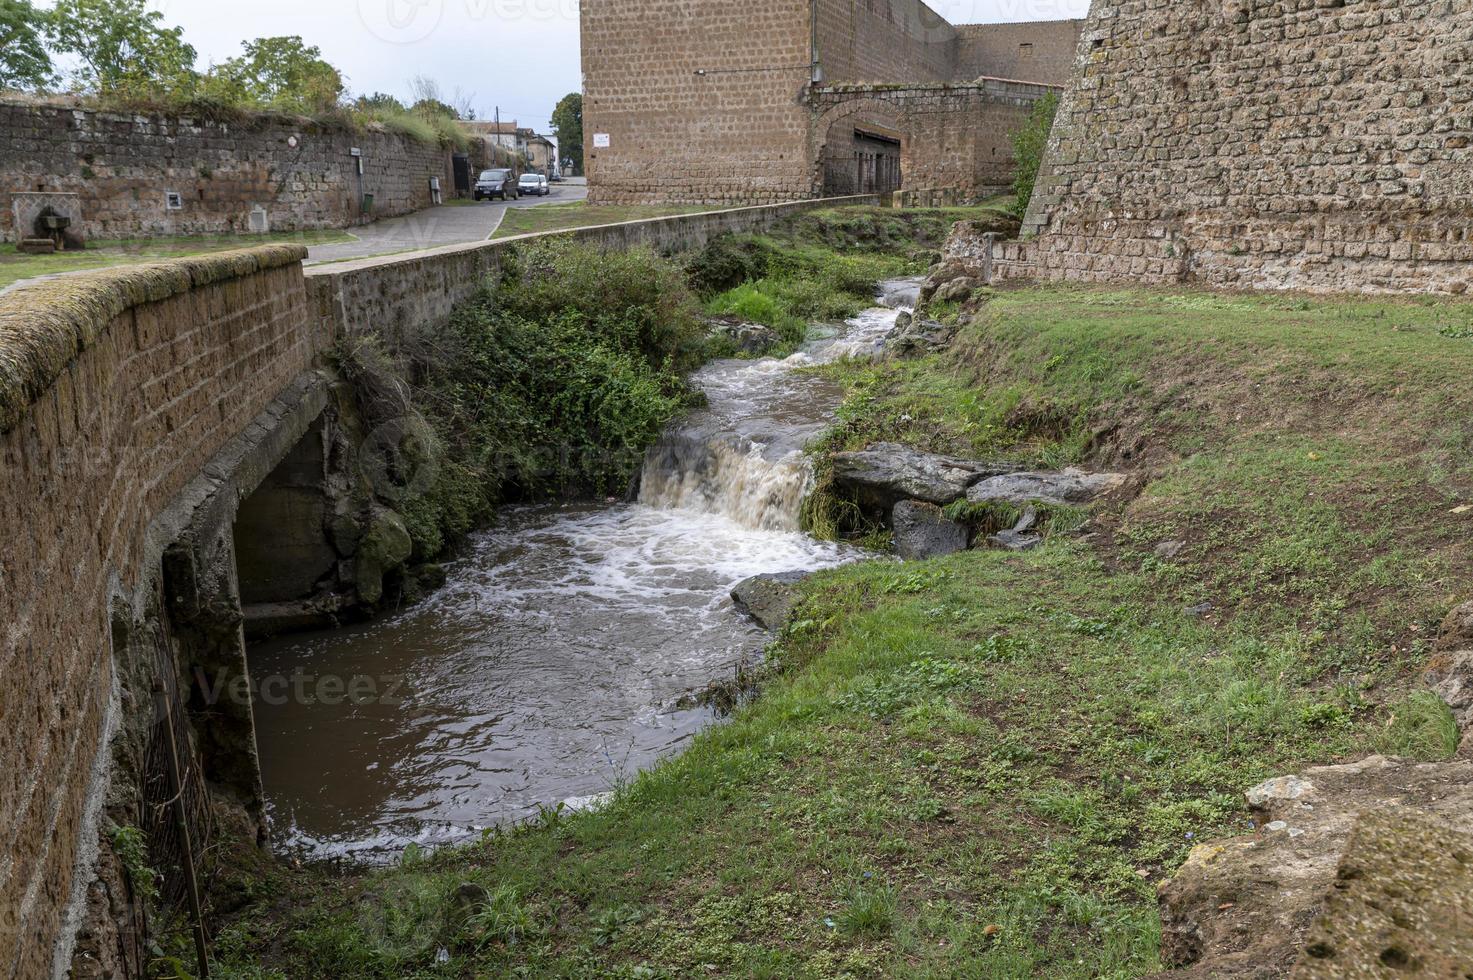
953 20 1086 85
815 0 956 83
0 100 454 242
0 249 325 977
581 0 1081 206
1019 0 1473 294
581 0 817 205
810 79 1059 199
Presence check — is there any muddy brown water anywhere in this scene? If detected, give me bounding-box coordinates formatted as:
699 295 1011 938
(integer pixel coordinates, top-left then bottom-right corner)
251 284 916 860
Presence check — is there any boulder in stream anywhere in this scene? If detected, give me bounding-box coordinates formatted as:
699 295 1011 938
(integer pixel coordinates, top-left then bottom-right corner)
830 443 1013 511
966 468 1129 508
707 316 780 355
731 571 811 631
892 500 969 560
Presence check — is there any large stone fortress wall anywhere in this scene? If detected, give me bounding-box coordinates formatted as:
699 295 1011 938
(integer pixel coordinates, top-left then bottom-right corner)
1 100 453 242
1017 0 1473 293
582 0 1083 205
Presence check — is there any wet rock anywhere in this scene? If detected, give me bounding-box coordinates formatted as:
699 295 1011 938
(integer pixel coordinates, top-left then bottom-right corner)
731 571 810 630
986 505 1043 551
891 500 969 560
887 315 959 357
966 468 1129 508
1291 810 1473 979
708 316 779 355
830 443 1013 511
355 505 413 605
1155 755 1473 979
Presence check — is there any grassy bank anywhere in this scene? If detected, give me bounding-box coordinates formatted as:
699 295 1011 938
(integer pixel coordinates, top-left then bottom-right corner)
208 242 1472 976
0 229 352 290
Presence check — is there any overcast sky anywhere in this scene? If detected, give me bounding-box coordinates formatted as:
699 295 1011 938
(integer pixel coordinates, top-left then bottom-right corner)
99 0 1089 133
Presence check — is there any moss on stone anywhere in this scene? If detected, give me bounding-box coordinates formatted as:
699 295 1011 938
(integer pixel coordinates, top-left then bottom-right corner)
0 244 307 433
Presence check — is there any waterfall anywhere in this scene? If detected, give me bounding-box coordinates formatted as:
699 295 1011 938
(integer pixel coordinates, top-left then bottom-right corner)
637 280 918 533
638 432 813 533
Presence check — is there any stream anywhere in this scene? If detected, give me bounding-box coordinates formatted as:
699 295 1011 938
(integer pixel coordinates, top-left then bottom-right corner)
250 280 919 860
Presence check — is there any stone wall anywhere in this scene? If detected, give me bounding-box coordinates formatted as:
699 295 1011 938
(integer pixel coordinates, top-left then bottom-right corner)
581 0 1084 206
953 20 1086 85
0 100 455 242
306 194 882 347
582 0 817 205
0 246 327 977
810 78 1058 201
814 0 956 83
1016 0 1473 294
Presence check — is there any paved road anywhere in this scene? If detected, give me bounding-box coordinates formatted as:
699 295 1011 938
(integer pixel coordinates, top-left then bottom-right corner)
305 181 588 265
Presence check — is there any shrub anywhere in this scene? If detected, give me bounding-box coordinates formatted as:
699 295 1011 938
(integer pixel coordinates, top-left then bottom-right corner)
1010 91 1060 219
403 242 704 555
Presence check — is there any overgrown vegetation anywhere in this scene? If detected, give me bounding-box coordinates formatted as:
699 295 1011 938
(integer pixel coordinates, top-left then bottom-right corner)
1010 92 1060 219
374 240 709 559
209 282 1473 977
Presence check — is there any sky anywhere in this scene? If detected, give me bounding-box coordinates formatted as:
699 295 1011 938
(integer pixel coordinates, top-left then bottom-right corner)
64 0 1090 134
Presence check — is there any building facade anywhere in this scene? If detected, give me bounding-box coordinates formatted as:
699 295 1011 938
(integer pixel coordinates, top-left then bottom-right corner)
580 0 1082 205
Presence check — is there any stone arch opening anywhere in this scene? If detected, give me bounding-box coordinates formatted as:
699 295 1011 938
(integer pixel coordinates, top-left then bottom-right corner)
812 99 909 197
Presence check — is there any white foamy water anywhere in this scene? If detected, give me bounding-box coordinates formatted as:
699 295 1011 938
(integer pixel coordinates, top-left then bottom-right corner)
252 281 919 860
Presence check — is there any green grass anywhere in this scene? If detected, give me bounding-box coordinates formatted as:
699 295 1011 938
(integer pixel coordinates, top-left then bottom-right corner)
492 201 722 239
207 284 1473 978
0 229 353 290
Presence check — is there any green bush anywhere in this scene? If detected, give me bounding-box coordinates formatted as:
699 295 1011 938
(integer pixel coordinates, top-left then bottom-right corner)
1010 91 1060 219
403 242 703 556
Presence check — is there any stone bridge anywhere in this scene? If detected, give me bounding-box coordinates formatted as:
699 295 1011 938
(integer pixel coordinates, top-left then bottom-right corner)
807 77 1059 200
0 193 880 978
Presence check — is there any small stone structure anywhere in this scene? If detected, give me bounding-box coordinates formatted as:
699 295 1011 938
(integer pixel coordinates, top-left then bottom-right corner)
10 190 85 249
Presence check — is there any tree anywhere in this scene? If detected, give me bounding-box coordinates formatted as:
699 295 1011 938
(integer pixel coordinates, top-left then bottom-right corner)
1010 91 1059 219
355 91 406 114
0 0 52 90
47 0 197 97
206 36 344 113
551 92 583 173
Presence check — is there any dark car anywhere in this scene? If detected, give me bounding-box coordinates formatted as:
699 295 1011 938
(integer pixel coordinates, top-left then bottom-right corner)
474 169 517 201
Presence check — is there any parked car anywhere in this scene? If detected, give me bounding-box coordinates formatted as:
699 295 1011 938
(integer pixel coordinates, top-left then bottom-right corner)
548 171 564 182
474 169 517 201
518 173 550 197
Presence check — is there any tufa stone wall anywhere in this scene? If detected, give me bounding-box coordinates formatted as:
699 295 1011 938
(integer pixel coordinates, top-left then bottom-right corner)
581 0 817 206
954 20 1087 84
814 0 957 84
1015 0 1473 294
0 100 456 242
581 0 1082 205
0 248 326 977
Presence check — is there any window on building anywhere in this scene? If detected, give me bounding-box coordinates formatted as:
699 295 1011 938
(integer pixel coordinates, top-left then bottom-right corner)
1019 43 1035 61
